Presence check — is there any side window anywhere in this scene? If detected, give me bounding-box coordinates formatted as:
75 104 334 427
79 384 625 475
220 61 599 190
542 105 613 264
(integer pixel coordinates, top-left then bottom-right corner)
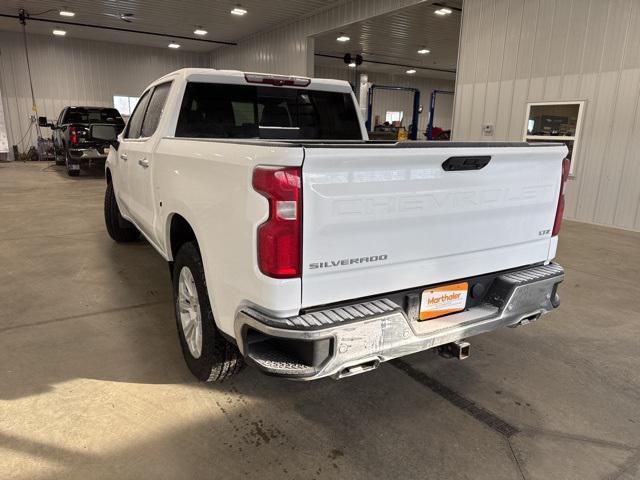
124 89 151 139
141 82 172 138
57 109 65 125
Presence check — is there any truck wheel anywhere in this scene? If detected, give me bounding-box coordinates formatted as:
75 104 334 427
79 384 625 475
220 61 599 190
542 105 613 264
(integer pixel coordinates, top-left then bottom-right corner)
104 182 140 242
173 241 244 382
66 153 80 176
54 150 65 166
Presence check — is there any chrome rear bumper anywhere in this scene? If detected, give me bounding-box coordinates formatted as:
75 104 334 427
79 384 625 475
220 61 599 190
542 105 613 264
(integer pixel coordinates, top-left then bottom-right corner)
235 263 564 380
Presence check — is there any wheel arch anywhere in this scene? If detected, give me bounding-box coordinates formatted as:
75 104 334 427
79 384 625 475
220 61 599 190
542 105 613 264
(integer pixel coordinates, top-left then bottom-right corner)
166 212 198 263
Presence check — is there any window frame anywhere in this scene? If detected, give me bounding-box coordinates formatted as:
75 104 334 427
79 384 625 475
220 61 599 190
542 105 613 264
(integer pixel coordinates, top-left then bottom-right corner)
523 100 585 177
385 110 404 124
139 81 173 139
123 89 152 141
113 95 140 116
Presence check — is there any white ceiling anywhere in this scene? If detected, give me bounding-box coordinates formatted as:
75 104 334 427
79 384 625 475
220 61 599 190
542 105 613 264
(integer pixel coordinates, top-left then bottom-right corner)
0 0 350 52
313 1 462 79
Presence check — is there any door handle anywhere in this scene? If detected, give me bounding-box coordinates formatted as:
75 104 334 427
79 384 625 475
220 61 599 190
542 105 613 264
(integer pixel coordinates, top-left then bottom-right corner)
138 158 150 168
120 153 128 161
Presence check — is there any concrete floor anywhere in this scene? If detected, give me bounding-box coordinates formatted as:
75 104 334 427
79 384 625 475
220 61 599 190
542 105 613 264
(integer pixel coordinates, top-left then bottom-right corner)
1 161 639 480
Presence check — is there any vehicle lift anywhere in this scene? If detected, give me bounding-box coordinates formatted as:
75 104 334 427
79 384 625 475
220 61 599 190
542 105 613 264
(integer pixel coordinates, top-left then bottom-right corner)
426 90 454 140
365 85 421 140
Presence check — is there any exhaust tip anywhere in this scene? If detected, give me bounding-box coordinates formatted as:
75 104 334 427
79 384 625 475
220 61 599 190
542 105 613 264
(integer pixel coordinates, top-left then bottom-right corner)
337 359 380 379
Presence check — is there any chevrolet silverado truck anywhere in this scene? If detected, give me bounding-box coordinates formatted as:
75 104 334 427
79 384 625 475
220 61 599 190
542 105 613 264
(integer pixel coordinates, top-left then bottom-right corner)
40 106 125 176
99 68 569 382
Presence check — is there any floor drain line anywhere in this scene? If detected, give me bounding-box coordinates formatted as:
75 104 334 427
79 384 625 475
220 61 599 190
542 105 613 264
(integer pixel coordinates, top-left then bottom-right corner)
390 359 520 438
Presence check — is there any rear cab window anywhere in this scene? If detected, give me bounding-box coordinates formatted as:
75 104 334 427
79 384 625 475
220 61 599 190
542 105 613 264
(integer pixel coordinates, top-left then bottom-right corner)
175 82 362 140
63 107 125 128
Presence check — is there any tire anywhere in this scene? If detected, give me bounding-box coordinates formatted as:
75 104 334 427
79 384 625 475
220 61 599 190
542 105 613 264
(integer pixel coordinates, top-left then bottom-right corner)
66 152 80 176
54 150 65 166
173 241 244 382
104 182 140 242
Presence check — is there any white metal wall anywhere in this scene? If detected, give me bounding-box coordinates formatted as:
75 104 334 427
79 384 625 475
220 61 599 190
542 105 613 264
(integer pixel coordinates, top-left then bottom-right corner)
0 31 208 158
210 0 427 75
0 89 7 156
453 0 640 231
316 65 455 136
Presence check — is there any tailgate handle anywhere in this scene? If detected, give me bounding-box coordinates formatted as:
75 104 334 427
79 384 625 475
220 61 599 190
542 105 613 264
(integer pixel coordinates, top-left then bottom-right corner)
442 156 491 171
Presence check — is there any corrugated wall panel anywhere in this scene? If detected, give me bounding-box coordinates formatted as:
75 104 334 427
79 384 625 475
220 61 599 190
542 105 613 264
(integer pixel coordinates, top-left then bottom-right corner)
454 0 640 231
0 31 208 158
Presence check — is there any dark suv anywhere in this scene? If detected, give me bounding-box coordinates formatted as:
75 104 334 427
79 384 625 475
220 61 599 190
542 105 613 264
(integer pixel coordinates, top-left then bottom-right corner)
40 107 125 176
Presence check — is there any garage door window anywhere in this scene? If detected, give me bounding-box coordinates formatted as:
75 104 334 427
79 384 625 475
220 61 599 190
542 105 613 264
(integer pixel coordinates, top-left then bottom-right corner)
523 101 584 176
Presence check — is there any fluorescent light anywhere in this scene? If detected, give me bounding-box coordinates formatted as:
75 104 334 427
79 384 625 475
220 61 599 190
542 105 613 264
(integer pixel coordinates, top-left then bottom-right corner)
193 28 208 36
52 29 67 36
435 7 452 15
231 6 247 15
59 10 75 17
336 34 350 42
406 69 416 74
348 62 356 68
418 48 430 54
168 42 180 49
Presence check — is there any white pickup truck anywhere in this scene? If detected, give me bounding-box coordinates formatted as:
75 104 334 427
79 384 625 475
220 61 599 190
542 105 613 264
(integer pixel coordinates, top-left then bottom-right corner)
99 68 569 382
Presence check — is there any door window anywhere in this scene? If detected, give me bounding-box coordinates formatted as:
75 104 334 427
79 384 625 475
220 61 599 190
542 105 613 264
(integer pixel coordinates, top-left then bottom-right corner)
141 82 172 138
124 89 151 139
523 101 584 176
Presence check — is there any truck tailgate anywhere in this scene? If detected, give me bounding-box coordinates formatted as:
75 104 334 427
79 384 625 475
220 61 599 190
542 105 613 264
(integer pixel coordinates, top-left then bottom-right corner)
300 143 567 308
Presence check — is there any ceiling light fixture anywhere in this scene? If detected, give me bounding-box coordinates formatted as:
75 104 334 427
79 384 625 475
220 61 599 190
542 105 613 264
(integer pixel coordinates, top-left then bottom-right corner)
231 6 247 16
417 48 430 54
406 69 416 74
52 29 67 36
435 7 452 15
168 41 180 49
336 34 350 42
348 62 356 68
193 28 208 36
59 9 75 17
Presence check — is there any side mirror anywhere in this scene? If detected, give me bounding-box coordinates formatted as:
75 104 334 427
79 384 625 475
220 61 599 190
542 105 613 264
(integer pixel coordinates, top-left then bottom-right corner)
90 124 119 149
38 116 55 128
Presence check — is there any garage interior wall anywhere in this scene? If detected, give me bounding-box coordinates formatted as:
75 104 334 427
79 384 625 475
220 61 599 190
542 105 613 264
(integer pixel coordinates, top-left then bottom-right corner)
0 89 8 159
210 0 426 76
316 65 455 134
454 0 640 231
0 31 208 159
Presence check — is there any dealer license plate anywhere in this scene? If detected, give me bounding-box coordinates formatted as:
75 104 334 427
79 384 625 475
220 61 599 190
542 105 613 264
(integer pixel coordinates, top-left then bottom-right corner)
419 282 468 321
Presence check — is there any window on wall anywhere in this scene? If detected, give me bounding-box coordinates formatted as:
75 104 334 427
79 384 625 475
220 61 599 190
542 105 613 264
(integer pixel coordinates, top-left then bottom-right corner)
385 111 403 124
524 101 585 176
113 95 141 116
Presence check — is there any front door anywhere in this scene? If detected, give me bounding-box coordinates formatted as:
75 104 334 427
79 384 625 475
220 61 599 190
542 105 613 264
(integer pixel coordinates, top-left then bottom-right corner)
126 82 172 240
116 89 152 221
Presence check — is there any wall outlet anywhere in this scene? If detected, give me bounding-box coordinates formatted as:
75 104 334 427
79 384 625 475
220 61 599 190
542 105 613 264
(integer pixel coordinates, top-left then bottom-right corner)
483 123 494 136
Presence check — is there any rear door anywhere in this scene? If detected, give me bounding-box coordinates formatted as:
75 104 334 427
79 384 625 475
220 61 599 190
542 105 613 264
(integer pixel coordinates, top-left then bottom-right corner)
300 143 567 307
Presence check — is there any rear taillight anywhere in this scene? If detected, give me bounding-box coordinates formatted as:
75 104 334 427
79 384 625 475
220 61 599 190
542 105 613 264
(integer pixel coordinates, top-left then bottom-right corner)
252 166 302 278
552 158 571 236
69 126 78 145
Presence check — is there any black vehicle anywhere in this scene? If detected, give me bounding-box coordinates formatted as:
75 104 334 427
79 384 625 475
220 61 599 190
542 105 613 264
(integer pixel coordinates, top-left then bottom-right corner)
39 107 125 176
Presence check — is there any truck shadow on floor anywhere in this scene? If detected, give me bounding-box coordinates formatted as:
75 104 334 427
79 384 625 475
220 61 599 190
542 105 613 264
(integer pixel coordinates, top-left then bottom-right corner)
49 163 106 179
